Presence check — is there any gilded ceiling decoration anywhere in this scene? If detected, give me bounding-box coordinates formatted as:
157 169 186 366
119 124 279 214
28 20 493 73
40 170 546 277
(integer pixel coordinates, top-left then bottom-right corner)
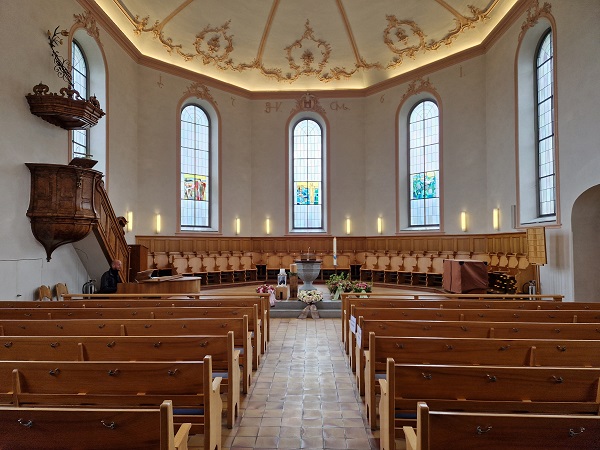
91 0 522 91
519 0 551 41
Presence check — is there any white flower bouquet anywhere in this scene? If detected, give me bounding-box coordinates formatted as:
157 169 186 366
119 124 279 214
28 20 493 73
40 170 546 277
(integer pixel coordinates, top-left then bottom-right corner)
298 289 323 304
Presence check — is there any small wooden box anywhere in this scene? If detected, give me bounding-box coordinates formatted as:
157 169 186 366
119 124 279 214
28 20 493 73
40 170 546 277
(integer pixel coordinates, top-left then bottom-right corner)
275 286 288 300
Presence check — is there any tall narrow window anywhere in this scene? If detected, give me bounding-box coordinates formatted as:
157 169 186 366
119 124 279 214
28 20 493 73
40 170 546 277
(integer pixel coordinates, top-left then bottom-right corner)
292 119 323 230
71 40 88 158
180 105 210 230
408 100 440 227
536 30 555 216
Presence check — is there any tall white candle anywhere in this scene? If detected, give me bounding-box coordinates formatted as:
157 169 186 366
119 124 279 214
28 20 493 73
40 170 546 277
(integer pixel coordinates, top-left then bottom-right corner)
333 237 337 266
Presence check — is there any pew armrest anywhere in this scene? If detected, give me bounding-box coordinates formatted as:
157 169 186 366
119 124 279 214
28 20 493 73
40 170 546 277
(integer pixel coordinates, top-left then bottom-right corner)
402 426 417 450
174 422 192 450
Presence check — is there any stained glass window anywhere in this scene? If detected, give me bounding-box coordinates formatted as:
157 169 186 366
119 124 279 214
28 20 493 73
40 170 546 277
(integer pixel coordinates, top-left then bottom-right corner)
293 119 323 230
409 100 440 227
536 30 555 217
180 105 210 230
71 41 88 158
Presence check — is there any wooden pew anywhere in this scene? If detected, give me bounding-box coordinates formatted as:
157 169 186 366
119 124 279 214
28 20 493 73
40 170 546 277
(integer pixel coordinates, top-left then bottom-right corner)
349 306 600 373
0 317 253 394
60 293 271 350
341 293 566 356
364 334 600 429
379 361 600 450
0 305 263 370
401 402 600 450
354 318 600 396
0 400 191 450
0 333 240 428
4 357 221 450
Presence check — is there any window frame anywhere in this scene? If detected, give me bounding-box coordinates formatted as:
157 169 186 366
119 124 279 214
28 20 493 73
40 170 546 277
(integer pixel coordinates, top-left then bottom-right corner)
534 29 556 218
71 39 89 159
407 99 441 229
180 103 212 231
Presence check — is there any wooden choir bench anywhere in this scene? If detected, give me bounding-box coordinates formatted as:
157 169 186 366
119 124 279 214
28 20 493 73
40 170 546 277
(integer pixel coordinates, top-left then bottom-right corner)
379 361 600 450
0 317 253 394
364 334 600 429
402 401 600 450
0 400 191 450
2 357 221 450
0 333 240 428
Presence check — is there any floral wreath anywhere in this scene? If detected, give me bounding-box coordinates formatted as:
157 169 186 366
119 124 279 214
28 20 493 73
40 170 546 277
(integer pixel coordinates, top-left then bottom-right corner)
298 289 323 304
255 284 275 294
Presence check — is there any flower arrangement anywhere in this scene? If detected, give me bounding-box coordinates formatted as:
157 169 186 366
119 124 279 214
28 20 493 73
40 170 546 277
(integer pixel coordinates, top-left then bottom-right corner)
256 284 275 294
298 289 323 304
352 281 373 293
326 272 353 294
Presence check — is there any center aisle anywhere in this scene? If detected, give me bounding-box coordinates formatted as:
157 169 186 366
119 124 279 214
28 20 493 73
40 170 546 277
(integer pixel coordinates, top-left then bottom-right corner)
216 318 383 449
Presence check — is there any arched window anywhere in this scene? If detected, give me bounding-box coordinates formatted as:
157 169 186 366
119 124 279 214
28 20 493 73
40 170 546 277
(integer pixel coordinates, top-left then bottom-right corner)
71 40 88 158
180 105 211 230
408 100 440 227
292 118 324 231
535 30 555 217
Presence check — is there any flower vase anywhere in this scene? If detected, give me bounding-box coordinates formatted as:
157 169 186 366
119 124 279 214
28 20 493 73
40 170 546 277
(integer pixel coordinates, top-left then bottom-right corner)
359 289 369 299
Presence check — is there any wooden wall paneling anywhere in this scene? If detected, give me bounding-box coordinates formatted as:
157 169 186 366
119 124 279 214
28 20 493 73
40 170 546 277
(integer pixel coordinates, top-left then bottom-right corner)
472 237 487 252
456 237 471 252
425 238 441 252
153 239 168 253
180 239 195 253
440 238 455 252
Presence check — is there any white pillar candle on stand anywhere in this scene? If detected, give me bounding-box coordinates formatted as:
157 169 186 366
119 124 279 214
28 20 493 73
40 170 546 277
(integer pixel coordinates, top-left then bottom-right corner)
333 237 337 266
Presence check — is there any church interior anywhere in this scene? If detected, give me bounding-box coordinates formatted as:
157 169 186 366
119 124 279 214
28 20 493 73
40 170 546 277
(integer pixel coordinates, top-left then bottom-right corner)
1 0 600 448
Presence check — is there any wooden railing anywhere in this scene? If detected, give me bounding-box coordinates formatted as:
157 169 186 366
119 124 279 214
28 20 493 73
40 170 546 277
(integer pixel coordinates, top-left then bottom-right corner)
93 179 130 282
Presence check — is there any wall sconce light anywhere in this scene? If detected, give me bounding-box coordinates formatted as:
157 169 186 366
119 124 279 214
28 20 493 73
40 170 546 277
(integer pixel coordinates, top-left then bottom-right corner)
235 217 241 235
460 211 467 232
265 218 271 235
377 217 383 234
346 218 351 235
493 208 500 231
126 211 133 232
155 213 161 234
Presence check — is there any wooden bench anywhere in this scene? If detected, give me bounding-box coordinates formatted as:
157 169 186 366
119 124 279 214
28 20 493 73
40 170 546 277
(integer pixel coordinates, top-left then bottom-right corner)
0 317 253 394
379 361 600 450
3 357 221 450
402 401 600 450
341 293 565 355
0 333 241 428
60 293 271 350
0 305 263 371
0 400 191 450
364 334 600 429
349 306 600 372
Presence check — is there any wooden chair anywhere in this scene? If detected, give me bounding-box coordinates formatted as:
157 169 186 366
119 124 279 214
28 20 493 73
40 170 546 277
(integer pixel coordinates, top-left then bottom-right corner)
0 400 191 450
36 285 52 301
54 283 68 301
216 255 234 283
265 254 282 281
240 254 258 281
201 256 221 284
360 255 378 282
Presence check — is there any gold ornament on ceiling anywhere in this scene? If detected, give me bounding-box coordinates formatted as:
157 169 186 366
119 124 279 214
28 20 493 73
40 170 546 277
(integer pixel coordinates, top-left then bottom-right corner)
109 0 517 88
290 92 326 117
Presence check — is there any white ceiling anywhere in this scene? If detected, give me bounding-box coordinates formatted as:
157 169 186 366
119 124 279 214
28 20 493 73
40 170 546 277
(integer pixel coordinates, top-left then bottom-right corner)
94 0 519 92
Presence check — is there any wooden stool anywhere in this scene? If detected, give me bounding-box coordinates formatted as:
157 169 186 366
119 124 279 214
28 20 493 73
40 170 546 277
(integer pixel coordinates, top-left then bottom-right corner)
275 285 288 300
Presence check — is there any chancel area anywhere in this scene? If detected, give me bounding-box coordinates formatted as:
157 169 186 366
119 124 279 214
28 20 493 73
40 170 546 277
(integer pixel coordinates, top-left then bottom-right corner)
1 0 600 449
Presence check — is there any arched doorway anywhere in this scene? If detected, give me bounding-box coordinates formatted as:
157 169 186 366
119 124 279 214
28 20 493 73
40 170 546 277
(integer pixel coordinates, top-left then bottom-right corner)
572 185 600 302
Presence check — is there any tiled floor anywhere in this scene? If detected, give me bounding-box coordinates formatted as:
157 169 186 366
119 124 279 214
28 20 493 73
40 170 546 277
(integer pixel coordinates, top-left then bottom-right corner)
190 317 406 449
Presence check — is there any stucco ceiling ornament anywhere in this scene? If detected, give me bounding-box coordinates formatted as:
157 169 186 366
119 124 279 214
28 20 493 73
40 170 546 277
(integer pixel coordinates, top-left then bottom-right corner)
519 0 552 41
184 82 217 105
74 10 100 41
106 0 517 89
400 77 438 103
290 92 326 117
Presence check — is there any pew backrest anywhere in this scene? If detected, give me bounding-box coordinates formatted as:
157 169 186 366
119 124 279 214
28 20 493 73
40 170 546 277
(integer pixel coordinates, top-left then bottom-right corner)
0 400 189 450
